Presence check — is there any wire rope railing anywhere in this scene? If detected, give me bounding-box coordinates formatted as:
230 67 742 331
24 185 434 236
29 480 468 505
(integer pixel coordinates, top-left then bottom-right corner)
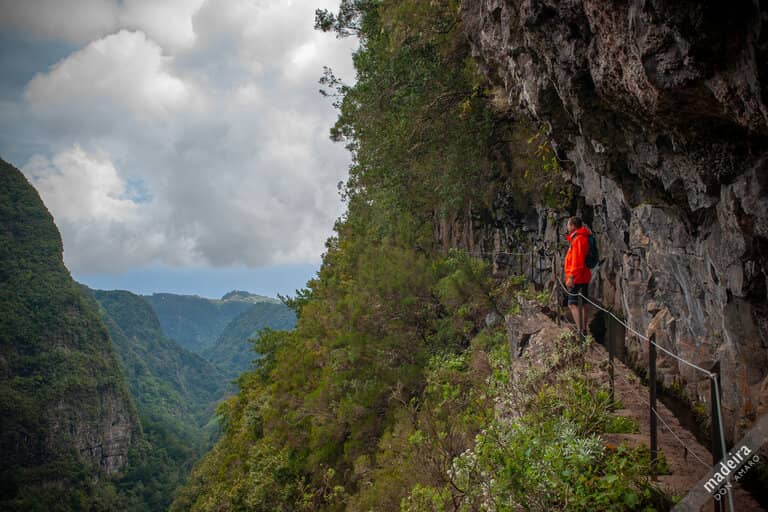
614 367 712 470
552 270 733 511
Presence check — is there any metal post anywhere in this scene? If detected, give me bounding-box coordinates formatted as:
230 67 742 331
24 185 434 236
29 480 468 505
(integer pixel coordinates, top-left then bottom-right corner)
710 361 725 512
608 317 614 409
554 255 561 326
649 333 658 477
529 246 534 283
577 292 583 335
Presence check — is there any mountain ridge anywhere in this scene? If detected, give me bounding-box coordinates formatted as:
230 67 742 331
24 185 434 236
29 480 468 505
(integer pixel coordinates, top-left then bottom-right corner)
143 290 295 377
202 301 296 378
142 292 257 353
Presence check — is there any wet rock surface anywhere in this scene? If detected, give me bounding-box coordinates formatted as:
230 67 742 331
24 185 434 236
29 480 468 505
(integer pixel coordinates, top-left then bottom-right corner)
461 0 768 442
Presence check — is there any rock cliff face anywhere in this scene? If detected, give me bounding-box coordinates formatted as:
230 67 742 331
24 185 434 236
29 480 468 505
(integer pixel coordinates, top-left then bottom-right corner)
47 384 137 474
460 0 768 442
0 159 140 502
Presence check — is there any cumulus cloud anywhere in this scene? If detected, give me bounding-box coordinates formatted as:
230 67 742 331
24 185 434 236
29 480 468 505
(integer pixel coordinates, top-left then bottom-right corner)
24 146 139 223
118 0 206 50
26 30 194 120
22 145 201 270
7 0 358 274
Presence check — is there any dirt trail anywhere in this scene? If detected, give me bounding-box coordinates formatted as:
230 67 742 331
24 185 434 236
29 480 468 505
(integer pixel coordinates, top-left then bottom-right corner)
584 341 763 511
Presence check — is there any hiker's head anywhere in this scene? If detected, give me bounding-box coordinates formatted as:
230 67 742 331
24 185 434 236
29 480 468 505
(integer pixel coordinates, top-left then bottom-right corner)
567 216 582 232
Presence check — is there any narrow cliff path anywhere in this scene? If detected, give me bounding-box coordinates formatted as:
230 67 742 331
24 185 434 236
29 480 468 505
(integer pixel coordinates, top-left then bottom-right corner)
583 340 764 511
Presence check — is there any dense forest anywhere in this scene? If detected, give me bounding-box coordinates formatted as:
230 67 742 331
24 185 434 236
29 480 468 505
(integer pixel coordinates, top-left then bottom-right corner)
143 291 296 378
169 1 667 510
91 289 296 511
202 302 297 378
142 292 272 354
89 288 232 511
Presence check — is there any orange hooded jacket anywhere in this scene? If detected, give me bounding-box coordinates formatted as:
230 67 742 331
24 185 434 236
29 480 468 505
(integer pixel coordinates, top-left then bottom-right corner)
564 225 592 285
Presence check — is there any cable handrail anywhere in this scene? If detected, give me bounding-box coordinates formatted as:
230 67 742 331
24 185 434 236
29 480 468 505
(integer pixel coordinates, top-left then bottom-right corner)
478 251 533 258
553 274 716 379
549 257 733 508
458 245 735 507
452 245 717 379
614 369 712 469
440 249 541 258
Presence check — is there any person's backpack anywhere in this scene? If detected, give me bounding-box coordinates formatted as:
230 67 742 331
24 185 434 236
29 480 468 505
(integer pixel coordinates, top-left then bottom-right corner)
584 233 599 269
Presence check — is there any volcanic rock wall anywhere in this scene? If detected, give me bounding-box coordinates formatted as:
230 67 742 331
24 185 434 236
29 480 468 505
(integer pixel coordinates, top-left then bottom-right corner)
461 0 768 441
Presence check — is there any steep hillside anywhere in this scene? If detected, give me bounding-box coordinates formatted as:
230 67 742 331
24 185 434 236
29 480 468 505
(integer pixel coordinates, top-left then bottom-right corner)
170 2 677 510
93 289 233 425
143 291 273 353
90 288 234 510
0 158 140 510
202 302 296 378
168 1 768 508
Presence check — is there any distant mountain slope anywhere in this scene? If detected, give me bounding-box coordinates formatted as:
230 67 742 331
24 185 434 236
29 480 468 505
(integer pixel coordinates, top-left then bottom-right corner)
143 292 265 353
0 158 140 510
202 302 296 377
92 289 233 437
90 288 235 511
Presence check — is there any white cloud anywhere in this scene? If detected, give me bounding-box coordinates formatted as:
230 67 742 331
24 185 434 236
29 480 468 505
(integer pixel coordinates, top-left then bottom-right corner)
23 146 139 223
118 0 206 49
25 30 194 121
22 145 202 270
6 0 359 274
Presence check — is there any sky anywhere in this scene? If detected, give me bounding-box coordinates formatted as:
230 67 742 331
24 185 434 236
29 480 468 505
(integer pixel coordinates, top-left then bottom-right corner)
0 0 358 299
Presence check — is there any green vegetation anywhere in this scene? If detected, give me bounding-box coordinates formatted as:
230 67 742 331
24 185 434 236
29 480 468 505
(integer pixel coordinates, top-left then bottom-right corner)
144 289 296 378
90 288 236 511
414 331 670 511
171 249 501 511
169 2 667 510
605 414 641 434
143 292 270 353
222 290 280 304
0 159 140 510
203 302 297 378
0 158 254 511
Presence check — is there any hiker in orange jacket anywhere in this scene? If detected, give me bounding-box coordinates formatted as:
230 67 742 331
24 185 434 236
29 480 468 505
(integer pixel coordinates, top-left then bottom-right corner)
564 216 592 336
